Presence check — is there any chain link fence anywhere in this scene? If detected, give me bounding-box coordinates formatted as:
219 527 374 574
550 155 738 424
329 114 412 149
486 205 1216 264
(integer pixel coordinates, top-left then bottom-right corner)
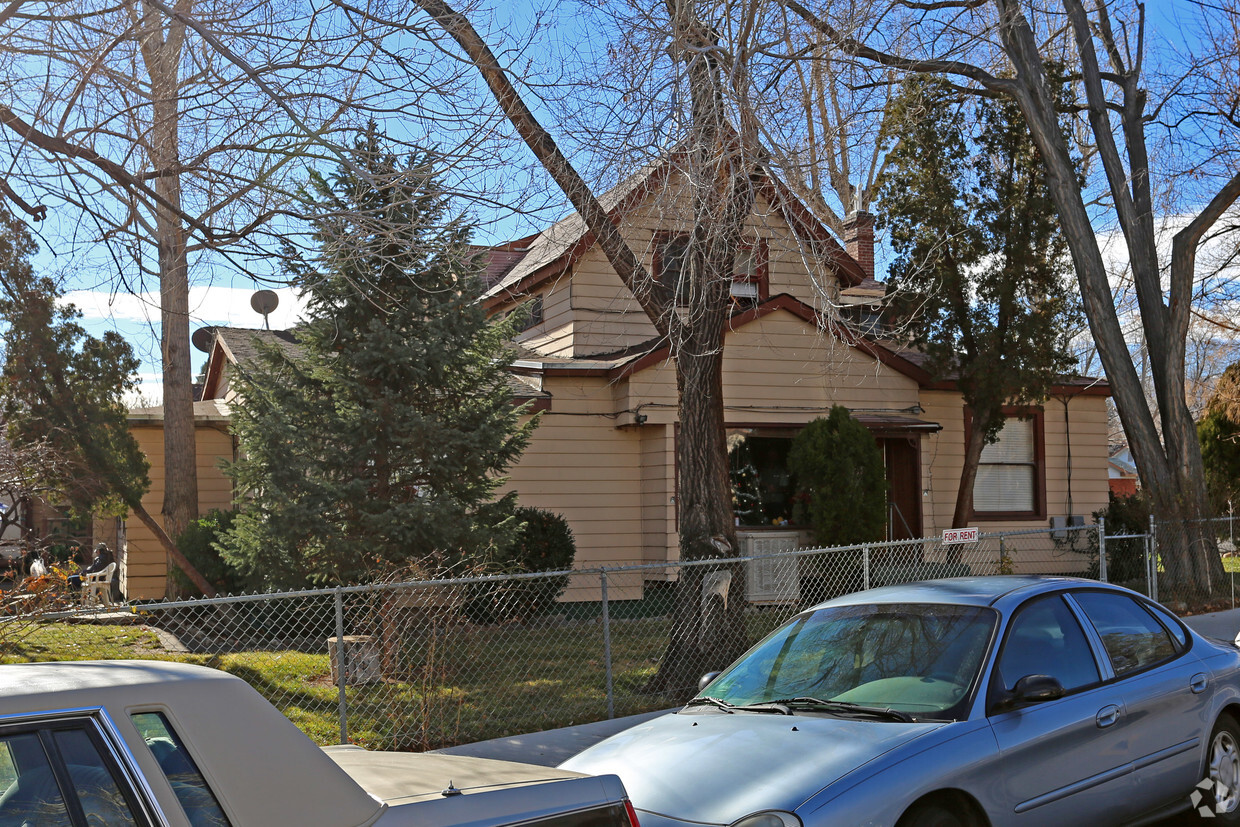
4 519 1235 752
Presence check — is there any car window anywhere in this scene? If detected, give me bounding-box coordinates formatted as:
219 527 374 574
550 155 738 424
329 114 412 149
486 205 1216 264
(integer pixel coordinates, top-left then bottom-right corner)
1072 591 1178 676
0 731 72 826
996 596 1099 693
52 727 139 826
1142 601 1189 649
132 712 231 827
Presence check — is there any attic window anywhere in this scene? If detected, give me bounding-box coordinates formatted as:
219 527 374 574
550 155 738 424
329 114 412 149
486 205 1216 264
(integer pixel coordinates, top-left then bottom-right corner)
654 233 692 306
731 241 769 309
521 296 543 330
656 235 769 309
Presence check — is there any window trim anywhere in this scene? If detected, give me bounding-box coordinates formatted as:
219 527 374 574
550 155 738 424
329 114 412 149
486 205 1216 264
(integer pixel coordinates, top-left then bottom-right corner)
965 406 1047 521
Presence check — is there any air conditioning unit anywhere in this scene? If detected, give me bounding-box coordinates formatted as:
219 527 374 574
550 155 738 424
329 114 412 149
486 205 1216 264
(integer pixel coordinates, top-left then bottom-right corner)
1050 515 1085 540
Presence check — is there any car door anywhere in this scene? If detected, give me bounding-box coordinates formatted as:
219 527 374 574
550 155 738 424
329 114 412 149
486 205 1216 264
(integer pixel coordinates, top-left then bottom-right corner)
1069 590 1205 815
986 594 1139 826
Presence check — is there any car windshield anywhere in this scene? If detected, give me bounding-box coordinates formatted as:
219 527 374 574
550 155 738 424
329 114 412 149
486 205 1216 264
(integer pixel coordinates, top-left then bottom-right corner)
699 603 996 719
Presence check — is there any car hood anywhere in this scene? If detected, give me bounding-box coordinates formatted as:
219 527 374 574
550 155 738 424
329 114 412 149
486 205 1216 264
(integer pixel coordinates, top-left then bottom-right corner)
560 711 945 825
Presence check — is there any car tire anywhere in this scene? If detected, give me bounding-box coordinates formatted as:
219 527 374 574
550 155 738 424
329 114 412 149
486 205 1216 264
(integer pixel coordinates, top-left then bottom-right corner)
896 798 978 827
1201 713 1240 823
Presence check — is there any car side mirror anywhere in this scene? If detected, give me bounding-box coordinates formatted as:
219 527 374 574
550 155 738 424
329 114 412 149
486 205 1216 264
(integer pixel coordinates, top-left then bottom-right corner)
1008 674 1066 707
698 672 721 692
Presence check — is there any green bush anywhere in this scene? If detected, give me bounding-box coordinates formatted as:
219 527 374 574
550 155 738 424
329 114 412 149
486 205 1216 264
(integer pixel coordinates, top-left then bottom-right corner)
172 510 252 597
466 507 575 623
788 406 888 546
1089 491 1150 583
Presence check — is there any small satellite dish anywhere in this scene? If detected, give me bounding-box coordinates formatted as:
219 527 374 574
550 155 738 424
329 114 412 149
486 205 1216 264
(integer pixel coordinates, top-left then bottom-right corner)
191 327 216 353
251 290 279 330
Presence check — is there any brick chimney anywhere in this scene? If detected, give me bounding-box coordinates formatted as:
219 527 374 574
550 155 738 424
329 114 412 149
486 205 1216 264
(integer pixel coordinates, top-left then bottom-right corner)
842 211 875 281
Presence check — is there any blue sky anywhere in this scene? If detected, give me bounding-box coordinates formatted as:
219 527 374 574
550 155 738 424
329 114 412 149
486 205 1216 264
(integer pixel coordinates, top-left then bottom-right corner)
29 0 1227 403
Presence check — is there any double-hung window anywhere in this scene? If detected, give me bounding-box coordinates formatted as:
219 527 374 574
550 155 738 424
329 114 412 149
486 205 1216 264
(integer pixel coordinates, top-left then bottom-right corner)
971 410 1045 519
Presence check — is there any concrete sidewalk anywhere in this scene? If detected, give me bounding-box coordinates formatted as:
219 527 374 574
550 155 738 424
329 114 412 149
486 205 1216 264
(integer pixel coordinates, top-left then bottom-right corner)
435 608 1240 769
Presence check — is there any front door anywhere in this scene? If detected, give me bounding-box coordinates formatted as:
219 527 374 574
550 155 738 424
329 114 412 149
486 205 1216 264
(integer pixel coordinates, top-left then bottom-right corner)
881 437 921 541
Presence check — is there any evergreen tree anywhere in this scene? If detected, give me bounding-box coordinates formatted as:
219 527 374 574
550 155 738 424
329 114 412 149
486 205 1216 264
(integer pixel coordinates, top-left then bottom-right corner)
0 205 215 594
878 78 1078 528
788 406 888 546
1200 363 1240 513
222 127 533 587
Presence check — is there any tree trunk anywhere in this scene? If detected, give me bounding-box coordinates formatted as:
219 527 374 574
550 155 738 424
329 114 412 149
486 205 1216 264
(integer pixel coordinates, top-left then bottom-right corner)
953 410 992 527
134 2 199 595
990 0 1225 599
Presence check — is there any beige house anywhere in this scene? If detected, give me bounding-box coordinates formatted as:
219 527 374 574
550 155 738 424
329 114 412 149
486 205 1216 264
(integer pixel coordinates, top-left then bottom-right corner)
120 166 1110 600
477 166 1111 599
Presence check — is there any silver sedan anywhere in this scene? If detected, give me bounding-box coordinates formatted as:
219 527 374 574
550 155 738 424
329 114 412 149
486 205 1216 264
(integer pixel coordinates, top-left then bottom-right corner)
562 576 1240 827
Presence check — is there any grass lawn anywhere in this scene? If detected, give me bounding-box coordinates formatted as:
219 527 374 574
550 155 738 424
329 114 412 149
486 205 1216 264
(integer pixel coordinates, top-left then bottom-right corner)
0 610 790 752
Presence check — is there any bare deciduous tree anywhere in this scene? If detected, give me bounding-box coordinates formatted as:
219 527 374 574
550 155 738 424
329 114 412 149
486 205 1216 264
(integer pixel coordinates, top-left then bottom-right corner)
778 0 1240 600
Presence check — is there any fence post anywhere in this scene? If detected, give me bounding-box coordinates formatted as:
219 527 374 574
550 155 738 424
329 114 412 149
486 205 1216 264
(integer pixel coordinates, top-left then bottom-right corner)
862 546 870 591
601 569 614 720
1148 515 1158 602
998 535 1006 576
334 587 348 745
1097 516 1108 583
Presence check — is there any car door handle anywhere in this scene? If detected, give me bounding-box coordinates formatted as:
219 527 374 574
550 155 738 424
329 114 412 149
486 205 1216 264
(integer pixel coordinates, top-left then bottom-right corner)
1096 704 1121 728
1190 673 1208 694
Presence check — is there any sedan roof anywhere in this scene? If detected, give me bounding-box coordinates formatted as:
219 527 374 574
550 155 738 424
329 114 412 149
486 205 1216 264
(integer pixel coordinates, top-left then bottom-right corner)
817 575 1112 610
0 660 384 827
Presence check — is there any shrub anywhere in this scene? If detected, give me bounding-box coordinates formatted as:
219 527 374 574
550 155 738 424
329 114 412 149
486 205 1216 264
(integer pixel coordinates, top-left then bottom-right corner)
788 406 888 546
172 510 252 597
466 507 575 623
1088 491 1150 583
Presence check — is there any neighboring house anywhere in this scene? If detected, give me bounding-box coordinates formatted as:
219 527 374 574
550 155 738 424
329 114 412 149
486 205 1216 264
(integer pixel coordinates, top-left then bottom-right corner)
121 166 1112 601
1108 446 1140 497
120 399 236 599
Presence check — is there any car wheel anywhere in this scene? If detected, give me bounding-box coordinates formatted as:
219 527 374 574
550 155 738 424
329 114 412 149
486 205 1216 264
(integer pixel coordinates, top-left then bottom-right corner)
896 799 977 827
1202 714 1240 823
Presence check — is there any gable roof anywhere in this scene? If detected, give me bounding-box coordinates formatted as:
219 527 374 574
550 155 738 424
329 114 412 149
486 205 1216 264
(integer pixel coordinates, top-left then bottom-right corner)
200 327 302 401
479 160 864 309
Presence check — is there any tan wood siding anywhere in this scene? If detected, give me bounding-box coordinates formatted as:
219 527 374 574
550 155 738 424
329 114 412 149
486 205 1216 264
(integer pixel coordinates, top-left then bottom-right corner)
122 423 235 600
918 390 1110 543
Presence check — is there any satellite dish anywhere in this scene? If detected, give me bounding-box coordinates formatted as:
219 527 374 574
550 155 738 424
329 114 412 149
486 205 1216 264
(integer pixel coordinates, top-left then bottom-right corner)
191 327 216 353
251 290 279 330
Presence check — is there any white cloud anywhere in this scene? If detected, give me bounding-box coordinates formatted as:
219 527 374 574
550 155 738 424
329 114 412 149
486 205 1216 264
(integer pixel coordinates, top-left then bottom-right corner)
64 284 310 331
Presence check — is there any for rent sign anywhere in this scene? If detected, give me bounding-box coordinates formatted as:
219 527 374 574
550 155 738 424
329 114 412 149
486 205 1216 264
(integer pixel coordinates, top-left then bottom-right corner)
942 527 979 545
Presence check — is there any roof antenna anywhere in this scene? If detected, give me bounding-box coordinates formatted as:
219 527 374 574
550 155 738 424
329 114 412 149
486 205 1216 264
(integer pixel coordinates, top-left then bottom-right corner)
250 290 279 330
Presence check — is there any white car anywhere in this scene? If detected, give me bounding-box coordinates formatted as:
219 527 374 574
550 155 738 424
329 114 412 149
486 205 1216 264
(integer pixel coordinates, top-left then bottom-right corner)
0 660 637 827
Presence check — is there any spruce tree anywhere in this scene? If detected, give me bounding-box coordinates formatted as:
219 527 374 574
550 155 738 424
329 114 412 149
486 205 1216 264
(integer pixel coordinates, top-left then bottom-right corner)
222 127 532 587
1200 363 1240 513
878 78 1078 528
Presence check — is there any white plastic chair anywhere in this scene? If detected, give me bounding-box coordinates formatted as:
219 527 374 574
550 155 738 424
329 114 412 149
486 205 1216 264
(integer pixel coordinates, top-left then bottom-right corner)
82 562 117 608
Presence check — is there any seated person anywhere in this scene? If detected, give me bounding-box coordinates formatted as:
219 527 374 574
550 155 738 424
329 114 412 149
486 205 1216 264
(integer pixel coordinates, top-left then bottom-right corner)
67 544 113 593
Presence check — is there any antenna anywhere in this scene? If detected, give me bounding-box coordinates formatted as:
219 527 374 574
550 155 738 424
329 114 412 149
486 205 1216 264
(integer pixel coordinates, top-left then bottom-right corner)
191 327 216 353
250 290 279 330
